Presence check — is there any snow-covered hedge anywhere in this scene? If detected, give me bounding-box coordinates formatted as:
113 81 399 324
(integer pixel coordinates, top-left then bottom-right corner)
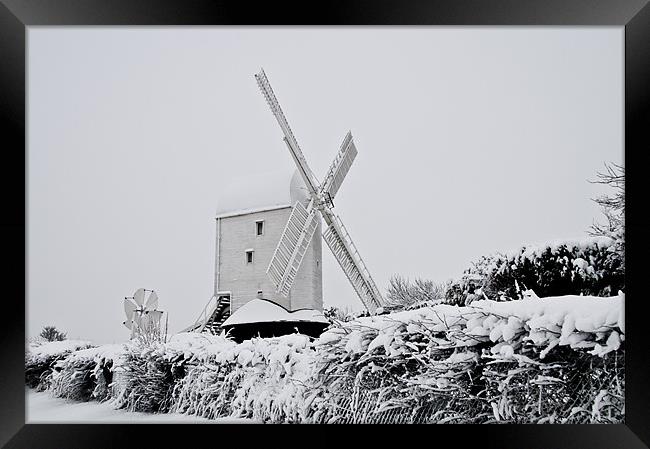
49 344 125 402
25 340 94 391
113 333 227 413
172 334 315 422
309 293 624 423
26 293 625 424
445 237 624 305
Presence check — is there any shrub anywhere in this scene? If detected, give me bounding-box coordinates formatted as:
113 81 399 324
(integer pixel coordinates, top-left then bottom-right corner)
49 344 125 402
309 292 624 423
172 334 315 423
114 333 225 413
385 275 449 311
323 306 354 323
445 237 623 305
25 340 93 391
39 325 67 342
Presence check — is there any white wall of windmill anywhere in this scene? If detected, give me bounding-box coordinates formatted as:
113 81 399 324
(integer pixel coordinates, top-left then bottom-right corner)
216 207 323 314
214 169 323 314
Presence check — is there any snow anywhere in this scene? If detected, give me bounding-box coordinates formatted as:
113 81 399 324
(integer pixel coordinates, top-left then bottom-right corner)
222 298 329 326
66 344 125 363
163 332 233 359
26 340 94 363
27 389 254 423
507 236 614 261
317 292 624 358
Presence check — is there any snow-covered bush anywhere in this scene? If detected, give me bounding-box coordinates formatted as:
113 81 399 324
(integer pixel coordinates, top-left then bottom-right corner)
49 344 125 402
446 237 624 305
310 323 482 423
385 275 448 311
114 333 226 413
323 306 355 323
589 163 624 273
480 346 624 423
309 293 624 423
25 340 94 391
172 334 316 423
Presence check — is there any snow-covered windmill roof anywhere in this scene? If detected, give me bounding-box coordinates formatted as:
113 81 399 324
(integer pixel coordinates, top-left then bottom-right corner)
215 168 310 219
221 299 329 327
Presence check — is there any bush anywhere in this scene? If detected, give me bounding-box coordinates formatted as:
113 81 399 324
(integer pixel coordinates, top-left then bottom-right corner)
445 237 624 305
309 293 624 423
589 162 624 272
172 334 315 423
323 306 354 323
481 345 624 423
39 325 67 342
25 340 93 391
385 275 449 311
49 344 125 402
114 333 225 413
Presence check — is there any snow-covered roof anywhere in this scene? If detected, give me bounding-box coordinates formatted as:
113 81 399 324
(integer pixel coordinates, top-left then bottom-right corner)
215 168 310 218
222 299 329 327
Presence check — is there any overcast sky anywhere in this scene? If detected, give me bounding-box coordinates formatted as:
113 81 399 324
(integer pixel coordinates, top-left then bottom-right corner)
28 27 622 344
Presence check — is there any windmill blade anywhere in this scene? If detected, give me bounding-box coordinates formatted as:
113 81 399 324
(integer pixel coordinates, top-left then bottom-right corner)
144 290 158 312
133 288 145 306
320 131 358 199
254 69 320 195
266 200 320 297
321 208 384 314
123 298 137 321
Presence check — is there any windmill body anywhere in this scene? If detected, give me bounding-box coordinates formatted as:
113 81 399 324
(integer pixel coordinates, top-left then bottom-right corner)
215 170 324 312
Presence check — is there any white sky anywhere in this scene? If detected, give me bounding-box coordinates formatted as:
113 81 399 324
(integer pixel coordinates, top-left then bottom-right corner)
27 27 622 344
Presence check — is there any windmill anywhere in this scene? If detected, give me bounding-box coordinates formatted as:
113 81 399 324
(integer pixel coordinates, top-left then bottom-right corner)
123 288 166 341
255 68 385 315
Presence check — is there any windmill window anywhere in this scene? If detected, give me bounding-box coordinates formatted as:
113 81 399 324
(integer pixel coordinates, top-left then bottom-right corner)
256 220 264 236
245 250 254 264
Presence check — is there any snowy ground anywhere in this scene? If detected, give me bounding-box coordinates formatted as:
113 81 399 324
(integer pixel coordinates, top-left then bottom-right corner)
27 389 255 423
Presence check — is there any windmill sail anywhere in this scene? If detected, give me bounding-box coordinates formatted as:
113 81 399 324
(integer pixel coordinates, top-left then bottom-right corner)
322 213 384 314
321 131 358 199
144 290 158 312
254 69 320 194
256 68 385 315
133 288 145 306
123 298 136 321
267 200 319 297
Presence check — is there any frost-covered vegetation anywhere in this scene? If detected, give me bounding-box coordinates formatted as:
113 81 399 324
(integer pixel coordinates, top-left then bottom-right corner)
445 236 624 306
26 293 624 424
25 340 94 390
385 275 449 310
49 344 124 402
39 325 67 342
309 293 624 423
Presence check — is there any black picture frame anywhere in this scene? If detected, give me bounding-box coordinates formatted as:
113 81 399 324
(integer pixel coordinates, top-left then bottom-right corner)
1 1 648 447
